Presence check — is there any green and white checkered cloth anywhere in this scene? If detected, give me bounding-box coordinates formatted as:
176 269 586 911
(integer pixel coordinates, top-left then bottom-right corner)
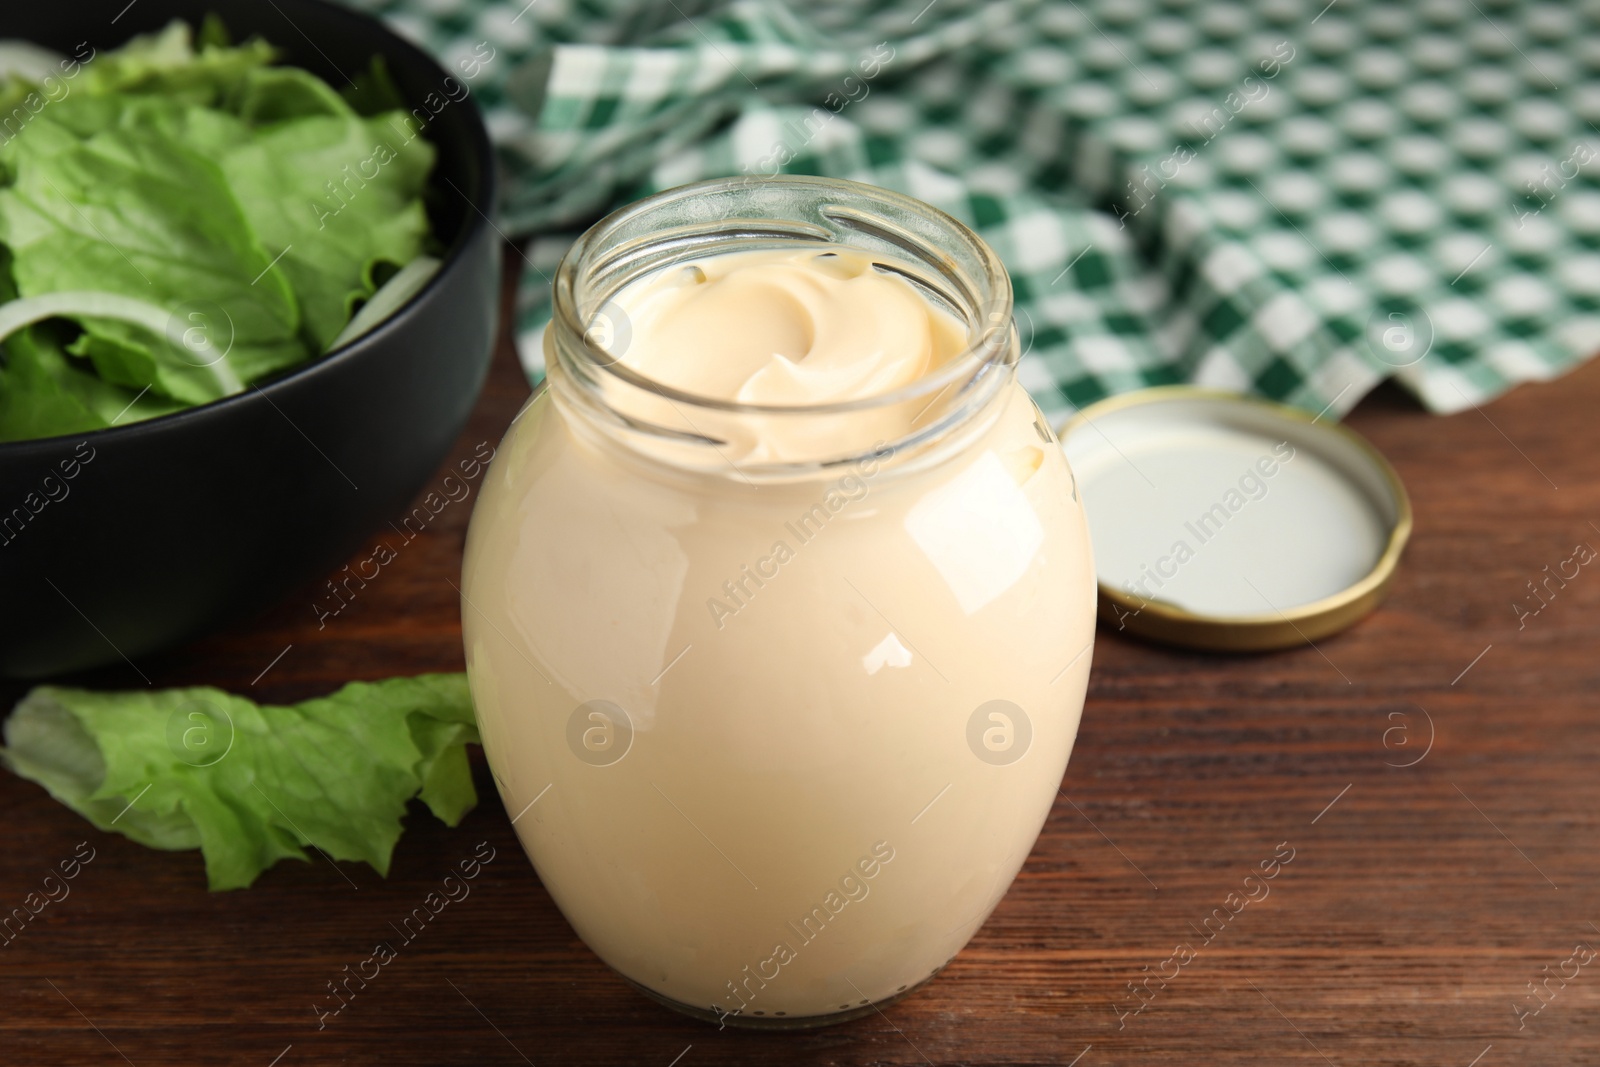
345 0 1600 421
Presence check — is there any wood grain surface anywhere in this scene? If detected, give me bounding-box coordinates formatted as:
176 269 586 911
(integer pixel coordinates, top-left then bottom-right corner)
2 246 1596 1066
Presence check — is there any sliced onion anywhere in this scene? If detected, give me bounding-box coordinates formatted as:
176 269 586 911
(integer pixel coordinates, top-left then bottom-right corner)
327 255 441 352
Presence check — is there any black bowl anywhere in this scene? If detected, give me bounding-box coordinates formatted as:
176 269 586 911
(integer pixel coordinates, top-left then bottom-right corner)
0 0 499 678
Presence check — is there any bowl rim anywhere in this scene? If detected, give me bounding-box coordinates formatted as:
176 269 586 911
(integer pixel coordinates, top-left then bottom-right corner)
0 0 498 460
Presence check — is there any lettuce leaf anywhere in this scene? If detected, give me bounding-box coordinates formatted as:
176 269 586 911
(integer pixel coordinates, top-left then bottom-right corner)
0 247 178 438
0 18 436 437
73 19 276 106
1 674 480 891
0 116 308 402
341 57 408 119
0 321 181 440
231 65 352 124
219 109 435 350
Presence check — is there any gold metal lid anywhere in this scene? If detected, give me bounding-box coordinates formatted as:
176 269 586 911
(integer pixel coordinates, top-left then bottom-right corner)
1057 386 1411 652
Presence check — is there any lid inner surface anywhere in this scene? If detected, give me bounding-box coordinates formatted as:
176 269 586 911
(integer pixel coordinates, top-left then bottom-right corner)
1064 398 1394 619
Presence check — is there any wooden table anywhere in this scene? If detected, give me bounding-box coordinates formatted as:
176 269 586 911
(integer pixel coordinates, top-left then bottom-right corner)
4 247 1596 1066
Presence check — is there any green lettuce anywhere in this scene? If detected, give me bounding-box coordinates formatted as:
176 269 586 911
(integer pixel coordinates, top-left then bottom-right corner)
219 107 435 350
0 19 437 441
0 115 306 401
72 17 276 107
1 674 479 891
0 321 182 436
0 243 181 433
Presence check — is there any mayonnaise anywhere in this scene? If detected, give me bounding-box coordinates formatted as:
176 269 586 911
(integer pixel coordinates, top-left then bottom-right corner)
612 248 967 405
595 247 971 465
463 237 1096 1025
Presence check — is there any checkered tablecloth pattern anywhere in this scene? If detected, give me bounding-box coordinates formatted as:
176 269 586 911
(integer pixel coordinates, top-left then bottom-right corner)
344 0 1600 421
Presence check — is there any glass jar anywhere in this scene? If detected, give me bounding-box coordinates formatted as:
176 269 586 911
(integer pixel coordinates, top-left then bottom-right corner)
462 176 1096 1028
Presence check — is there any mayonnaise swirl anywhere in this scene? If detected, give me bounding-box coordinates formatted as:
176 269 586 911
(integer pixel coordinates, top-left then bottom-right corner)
611 248 968 406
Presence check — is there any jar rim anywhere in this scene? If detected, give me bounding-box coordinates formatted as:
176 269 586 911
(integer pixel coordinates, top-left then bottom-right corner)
549 175 1017 418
